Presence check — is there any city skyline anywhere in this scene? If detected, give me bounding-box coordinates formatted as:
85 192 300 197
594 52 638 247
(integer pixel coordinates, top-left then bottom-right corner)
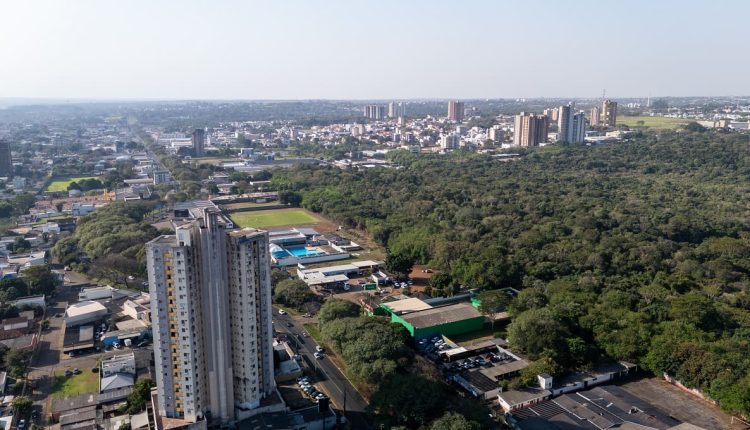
2 0 749 100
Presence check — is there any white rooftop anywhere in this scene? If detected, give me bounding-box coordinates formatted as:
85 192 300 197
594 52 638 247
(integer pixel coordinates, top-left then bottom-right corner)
65 301 107 318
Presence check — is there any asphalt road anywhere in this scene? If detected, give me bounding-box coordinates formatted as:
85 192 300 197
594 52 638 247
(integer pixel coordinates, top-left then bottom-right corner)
273 309 371 430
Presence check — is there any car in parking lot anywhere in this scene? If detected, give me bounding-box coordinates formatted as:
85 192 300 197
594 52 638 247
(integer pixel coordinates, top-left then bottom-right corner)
17 419 26 429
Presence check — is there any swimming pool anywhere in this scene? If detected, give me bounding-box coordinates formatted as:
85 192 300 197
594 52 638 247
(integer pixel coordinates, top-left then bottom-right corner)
286 245 326 257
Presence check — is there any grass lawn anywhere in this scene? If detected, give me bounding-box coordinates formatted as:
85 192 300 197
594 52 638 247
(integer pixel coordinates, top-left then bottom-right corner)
223 201 284 210
617 116 686 130
230 209 319 229
45 176 101 192
51 369 99 398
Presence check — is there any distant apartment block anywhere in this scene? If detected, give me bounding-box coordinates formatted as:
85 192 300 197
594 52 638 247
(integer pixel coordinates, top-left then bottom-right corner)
146 209 274 426
602 99 618 127
153 170 172 185
514 112 549 147
192 128 205 156
448 101 465 122
388 101 405 118
363 105 387 120
439 133 460 150
558 105 587 143
0 140 12 178
589 106 601 126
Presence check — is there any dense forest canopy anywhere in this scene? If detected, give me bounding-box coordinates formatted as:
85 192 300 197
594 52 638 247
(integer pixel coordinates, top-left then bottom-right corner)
272 130 750 415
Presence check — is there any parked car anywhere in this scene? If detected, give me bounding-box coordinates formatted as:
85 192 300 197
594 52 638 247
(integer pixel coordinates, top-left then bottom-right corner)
315 346 324 353
278 309 287 315
73 368 81 374
314 352 324 359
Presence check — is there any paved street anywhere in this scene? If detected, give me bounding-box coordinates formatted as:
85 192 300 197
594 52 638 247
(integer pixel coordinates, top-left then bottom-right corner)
273 309 371 430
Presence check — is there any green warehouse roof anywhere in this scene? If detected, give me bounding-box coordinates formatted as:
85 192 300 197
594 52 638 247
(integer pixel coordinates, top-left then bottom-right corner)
401 303 483 329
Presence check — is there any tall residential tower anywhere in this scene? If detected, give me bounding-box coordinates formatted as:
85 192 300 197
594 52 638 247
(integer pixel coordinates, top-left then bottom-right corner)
146 209 274 428
513 112 549 147
447 101 465 122
192 129 205 157
0 140 12 178
602 99 618 127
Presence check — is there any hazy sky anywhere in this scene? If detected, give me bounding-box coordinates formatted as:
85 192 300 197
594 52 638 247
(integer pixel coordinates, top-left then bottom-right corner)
2 0 748 100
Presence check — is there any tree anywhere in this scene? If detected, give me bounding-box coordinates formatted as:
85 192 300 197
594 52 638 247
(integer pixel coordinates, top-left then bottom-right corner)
273 279 314 310
22 265 59 296
279 190 303 207
125 379 154 414
385 251 414 276
4 349 31 378
507 308 570 359
684 122 707 133
67 181 82 191
370 373 445 427
430 412 481 430
11 396 32 415
11 237 31 253
0 201 13 218
318 299 361 325
477 290 511 328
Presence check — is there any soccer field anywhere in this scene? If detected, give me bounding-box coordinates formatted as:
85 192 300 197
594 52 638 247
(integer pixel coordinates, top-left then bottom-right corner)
230 209 320 228
45 176 101 192
617 116 686 130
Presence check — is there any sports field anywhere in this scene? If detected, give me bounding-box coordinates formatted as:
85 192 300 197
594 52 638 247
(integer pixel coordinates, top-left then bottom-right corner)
617 116 686 130
45 176 101 192
230 209 319 228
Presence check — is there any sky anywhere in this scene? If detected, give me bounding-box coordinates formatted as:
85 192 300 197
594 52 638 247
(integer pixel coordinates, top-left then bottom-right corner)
1 0 748 100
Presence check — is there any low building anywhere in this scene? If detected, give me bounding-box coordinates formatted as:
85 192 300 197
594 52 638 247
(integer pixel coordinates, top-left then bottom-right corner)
12 295 45 309
498 387 552 413
505 385 706 430
1 317 28 331
78 286 113 301
72 203 96 217
101 352 136 377
101 373 134 393
64 301 109 327
123 296 151 323
390 302 485 338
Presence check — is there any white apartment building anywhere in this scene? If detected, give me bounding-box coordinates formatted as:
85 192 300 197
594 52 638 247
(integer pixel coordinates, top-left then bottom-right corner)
146 209 274 427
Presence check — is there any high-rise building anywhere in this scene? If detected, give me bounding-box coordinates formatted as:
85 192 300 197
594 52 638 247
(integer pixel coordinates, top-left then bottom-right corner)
602 99 618 127
571 111 587 143
0 140 12 178
447 101 465 122
513 112 549 147
363 105 387 120
589 106 601 126
543 108 559 122
192 129 205 157
388 102 405 118
146 209 274 427
557 104 573 142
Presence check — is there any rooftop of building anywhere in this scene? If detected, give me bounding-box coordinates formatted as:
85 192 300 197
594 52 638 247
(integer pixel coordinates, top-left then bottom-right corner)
381 297 433 314
400 302 483 329
508 385 701 430
65 301 108 318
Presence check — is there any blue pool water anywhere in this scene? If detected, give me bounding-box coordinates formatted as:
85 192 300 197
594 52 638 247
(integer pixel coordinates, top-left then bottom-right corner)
286 245 326 257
